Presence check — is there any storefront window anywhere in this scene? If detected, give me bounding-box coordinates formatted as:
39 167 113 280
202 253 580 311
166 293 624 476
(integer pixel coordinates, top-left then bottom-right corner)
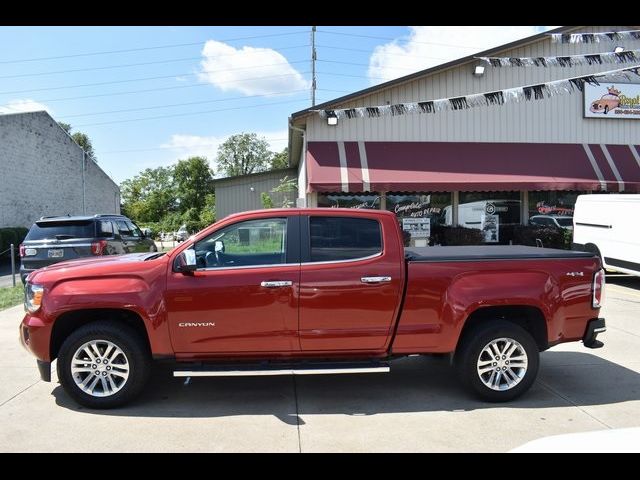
386 192 452 247
317 193 381 209
458 191 521 244
528 191 586 223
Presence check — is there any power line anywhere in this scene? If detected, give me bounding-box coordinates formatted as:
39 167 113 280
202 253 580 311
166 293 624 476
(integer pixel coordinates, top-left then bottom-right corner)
317 59 429 70
316 44 451 61
101 138 290 155
73 97 310 128
60 89 310 119
0 62 309 96
61 88 350 119
13 82 221 104
0 45 310 80
316 29 479 50
316 71 387 80
0 30 309 64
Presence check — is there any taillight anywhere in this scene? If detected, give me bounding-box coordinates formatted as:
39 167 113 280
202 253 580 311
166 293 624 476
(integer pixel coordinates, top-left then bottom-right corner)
19 244 25 257
91 240 107 255
592 269 605 309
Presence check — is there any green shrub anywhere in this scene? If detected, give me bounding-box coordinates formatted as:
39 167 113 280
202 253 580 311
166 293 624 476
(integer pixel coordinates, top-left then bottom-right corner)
430 225 484 246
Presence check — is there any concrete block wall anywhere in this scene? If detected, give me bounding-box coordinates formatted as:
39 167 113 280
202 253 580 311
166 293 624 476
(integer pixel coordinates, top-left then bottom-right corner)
0 111 120 228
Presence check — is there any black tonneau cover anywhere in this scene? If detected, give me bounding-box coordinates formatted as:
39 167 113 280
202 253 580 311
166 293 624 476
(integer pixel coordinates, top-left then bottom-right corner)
405 245 596 262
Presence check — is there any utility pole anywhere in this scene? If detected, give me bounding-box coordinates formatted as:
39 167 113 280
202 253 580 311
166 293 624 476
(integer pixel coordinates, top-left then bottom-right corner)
82 149 86 214
311 26 317 106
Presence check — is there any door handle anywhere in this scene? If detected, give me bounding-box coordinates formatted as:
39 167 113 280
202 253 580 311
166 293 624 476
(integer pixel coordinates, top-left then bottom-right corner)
361 276 392 283
260 281 293 288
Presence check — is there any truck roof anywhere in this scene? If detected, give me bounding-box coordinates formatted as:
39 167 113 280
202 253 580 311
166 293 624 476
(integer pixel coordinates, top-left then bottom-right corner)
223 207 398 221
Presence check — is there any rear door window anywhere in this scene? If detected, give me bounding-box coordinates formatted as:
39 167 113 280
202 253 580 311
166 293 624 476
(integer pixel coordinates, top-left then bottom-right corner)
97 221 115 238
309 216 382 262
26 220 96 240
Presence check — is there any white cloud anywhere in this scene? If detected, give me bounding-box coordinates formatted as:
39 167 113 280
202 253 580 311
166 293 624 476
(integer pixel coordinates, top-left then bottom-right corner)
198 40 309 95
368 26 556 84
0 98 53 115
159 130 289 172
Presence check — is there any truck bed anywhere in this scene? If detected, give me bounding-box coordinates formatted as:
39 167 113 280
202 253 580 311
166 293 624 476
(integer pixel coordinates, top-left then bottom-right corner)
405 245 596 262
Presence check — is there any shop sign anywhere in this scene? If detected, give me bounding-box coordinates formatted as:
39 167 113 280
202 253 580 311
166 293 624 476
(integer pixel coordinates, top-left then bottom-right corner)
323 195 380 209
584 83 640 119
402 218 431 238
394 201 442 218
536 201 574 215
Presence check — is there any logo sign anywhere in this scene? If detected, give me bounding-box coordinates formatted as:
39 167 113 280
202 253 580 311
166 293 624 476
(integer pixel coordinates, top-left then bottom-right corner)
402 218 431 238
485 203 496 214
585 83 640 119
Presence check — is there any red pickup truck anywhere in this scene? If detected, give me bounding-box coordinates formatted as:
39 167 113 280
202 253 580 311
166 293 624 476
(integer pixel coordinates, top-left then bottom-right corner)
20 208 606 409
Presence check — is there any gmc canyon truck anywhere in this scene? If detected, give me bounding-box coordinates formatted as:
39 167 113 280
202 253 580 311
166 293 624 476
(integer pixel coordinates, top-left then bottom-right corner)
20 208 606 409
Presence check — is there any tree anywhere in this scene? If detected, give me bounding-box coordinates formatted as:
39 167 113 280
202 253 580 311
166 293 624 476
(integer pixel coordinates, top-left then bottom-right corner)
216 133 272 177
270 147 289 170
120 166 176 223
199 193 216 228
173 157 214 214
261 175 297 209
57 122 98 162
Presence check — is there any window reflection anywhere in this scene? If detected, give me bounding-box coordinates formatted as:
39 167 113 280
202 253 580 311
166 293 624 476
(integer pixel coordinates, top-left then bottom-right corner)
386 192 452 247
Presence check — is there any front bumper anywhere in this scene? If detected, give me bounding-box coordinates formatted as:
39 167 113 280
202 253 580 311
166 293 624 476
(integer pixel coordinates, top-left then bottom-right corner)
583 318 606 349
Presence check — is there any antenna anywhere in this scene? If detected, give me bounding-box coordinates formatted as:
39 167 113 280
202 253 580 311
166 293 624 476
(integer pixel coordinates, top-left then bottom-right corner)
311 26 317 106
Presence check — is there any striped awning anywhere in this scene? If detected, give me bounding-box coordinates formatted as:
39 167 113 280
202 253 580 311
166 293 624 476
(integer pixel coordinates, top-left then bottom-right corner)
306 141 640 193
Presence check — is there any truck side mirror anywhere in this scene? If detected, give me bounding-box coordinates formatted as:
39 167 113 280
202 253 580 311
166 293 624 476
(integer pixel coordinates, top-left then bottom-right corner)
176 248 197 274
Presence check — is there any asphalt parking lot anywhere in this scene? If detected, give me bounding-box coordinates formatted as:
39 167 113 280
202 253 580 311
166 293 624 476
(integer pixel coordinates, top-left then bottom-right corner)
1 275 639 452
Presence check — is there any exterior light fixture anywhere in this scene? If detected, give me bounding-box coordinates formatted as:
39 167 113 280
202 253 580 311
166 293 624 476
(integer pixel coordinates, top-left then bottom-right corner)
327 115 338 126
614 46 624 53
473 65 485 76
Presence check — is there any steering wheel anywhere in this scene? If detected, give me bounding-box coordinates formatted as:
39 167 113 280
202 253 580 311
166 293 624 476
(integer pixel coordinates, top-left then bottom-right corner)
204 251 218 268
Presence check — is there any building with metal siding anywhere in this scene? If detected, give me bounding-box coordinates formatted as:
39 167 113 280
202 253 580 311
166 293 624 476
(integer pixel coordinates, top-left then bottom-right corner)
289 25 640 247
214 168 298 220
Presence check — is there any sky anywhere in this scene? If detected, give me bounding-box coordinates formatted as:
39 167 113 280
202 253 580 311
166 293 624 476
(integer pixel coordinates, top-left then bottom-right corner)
0 26 555 184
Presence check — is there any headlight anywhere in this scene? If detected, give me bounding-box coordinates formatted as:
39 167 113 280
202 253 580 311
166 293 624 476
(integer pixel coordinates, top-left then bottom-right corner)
25 283 44 313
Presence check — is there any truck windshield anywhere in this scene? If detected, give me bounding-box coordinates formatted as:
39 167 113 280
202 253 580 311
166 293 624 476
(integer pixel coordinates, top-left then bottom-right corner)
26 220 96 240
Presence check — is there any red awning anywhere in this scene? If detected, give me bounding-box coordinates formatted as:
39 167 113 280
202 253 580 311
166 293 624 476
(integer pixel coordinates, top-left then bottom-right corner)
306 141 640 193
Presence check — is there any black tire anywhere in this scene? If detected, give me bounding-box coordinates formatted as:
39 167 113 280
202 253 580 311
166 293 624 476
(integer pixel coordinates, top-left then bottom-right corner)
455 320 539 402
57 320 151 409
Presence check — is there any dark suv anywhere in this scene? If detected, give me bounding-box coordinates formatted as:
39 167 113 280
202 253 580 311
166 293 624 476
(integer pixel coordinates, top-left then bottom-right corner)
19 214 156 283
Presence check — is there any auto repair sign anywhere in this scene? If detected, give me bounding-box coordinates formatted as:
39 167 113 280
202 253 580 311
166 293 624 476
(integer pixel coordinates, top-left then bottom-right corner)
584 83 640 119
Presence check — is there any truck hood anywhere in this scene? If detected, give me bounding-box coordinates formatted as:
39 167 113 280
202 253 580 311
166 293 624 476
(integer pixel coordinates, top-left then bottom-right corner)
27 252 166 283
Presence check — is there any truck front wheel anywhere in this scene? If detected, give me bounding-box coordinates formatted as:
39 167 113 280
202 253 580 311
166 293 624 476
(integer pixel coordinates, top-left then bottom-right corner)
57 321 151 409
455 321 539 402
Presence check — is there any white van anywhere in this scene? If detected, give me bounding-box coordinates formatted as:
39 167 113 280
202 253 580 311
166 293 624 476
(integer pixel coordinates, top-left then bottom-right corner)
572 194 640 276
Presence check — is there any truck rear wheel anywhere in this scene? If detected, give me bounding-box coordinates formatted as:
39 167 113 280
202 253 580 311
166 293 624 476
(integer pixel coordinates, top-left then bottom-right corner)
455 320 539 402
57 321 151 409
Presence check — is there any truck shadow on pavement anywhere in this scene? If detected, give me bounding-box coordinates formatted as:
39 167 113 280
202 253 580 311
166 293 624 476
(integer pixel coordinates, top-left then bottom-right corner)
607 274 640 290
51 351 640 424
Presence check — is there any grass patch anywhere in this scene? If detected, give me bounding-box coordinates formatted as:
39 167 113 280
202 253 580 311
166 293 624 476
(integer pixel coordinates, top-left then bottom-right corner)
0 284 24 310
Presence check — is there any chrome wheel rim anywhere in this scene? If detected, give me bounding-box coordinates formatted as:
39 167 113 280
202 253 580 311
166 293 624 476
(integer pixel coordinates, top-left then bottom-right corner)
477 337 528 391
71 340 130 397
